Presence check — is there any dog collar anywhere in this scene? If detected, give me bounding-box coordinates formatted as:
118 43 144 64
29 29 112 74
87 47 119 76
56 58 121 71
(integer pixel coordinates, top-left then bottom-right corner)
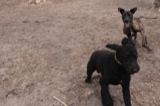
114 53 122 65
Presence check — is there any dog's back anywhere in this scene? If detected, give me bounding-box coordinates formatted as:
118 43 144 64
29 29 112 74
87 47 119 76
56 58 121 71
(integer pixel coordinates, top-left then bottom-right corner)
88 50 113 73
132 18 144 32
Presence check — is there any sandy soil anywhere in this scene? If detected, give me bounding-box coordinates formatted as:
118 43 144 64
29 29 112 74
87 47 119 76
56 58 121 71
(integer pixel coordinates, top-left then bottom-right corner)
0 0 160 106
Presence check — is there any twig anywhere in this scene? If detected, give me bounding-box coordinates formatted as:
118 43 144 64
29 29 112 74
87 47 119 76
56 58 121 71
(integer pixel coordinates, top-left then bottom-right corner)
53 96 68 106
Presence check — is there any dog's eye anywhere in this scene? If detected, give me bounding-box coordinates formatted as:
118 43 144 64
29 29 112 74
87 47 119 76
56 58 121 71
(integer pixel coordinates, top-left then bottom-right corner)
127 12 132 16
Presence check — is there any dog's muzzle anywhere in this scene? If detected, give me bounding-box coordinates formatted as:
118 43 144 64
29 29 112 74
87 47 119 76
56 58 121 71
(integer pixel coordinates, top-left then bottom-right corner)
128 64 140 74
124 20 130 28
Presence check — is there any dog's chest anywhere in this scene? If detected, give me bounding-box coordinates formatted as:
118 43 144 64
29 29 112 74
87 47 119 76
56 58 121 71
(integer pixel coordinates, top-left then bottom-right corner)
123 19 142 36
109 75 122 85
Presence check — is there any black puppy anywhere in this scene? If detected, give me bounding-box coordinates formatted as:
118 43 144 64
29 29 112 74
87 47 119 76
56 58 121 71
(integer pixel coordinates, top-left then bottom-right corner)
118 7 152 51
85 38 140 106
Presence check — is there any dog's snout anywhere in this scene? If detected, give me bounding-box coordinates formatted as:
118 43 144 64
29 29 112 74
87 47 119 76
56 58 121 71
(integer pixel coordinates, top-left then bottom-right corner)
133 68 138 73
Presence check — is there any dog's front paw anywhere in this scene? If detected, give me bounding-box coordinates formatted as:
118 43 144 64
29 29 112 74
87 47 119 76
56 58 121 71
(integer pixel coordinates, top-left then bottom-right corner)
102 100 113 106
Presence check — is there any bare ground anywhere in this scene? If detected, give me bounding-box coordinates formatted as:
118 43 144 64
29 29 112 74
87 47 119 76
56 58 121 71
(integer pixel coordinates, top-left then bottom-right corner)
0 0 160 106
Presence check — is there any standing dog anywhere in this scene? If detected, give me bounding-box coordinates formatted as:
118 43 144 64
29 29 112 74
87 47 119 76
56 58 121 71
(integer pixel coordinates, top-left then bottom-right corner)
118 7 155 51
85 38 140 106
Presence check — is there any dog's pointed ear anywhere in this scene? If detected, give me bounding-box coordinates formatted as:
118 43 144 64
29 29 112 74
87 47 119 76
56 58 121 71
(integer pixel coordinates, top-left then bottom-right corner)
130 7 137 14
106 44 121 51
118 7 125 15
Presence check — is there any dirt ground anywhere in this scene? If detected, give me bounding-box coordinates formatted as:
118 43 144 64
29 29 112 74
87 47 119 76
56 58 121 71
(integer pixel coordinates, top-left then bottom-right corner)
0 0 160 106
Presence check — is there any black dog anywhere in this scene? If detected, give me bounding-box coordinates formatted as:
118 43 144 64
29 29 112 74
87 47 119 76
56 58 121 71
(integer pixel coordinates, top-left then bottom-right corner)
118 7 152 51
85 38 140 106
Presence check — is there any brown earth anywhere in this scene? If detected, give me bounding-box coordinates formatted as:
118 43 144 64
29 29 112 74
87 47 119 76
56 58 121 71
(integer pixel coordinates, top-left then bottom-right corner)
0 0 160 106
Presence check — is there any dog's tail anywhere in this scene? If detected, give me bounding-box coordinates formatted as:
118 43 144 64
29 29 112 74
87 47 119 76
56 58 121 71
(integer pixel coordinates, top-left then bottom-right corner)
135 16 158 19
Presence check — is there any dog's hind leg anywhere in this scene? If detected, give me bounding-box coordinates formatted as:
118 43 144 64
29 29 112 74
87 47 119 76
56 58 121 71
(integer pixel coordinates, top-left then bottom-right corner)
140 31 152 51
85 60 96 83
140 30 148 47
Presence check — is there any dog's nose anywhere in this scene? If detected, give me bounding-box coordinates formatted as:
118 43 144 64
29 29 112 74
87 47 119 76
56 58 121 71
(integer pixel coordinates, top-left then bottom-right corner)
133 65 140 73
133 68 139 73
125 20 129 23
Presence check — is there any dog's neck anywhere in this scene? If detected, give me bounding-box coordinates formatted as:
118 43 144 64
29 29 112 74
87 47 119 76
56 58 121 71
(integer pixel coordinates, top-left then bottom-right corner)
114 53 122 65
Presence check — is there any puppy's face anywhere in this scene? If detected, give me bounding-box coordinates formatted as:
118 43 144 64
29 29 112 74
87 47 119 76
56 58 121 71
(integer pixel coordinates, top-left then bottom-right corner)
118 7 137 28
117 45 139 74
106 38 140 74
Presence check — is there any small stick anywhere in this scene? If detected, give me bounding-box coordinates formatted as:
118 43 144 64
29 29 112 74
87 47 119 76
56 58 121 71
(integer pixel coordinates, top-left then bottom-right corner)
53 96 68 106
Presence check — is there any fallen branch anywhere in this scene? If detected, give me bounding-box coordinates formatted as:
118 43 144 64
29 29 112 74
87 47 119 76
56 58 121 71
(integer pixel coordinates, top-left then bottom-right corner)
53 96 68 106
